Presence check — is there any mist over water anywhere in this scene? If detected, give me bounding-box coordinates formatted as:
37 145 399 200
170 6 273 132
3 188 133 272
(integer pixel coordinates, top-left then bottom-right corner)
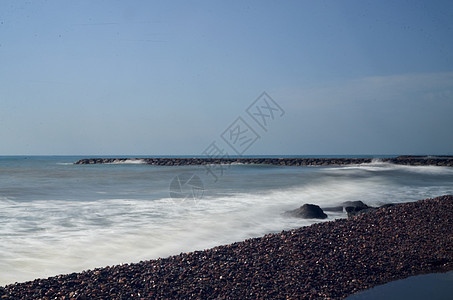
1 156 452 285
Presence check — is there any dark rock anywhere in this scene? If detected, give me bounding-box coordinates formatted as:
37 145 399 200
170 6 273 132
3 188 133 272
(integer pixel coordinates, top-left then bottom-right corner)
345 202 397 217
342 200 369 210
346 207 378 218
342 201 371 218
285 204 328 219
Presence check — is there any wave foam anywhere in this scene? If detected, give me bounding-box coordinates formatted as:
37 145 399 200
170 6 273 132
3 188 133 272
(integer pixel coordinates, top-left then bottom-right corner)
106 159 146 165
1 161 452 285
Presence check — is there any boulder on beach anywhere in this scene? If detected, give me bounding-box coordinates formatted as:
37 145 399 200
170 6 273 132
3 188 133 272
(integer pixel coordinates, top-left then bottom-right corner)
345 202 397 218
343 200 370 218
346 206 378 218
342 200 369 210
285 204 328 219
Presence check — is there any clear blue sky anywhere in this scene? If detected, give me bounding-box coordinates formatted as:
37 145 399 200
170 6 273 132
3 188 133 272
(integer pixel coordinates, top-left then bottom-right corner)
1 0 452 155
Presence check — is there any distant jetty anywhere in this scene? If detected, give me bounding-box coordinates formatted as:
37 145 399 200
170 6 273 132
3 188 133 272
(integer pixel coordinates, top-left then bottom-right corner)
74 156 453 166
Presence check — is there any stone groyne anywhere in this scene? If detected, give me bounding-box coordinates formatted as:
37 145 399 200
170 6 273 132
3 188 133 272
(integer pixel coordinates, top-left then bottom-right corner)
74 156 453 167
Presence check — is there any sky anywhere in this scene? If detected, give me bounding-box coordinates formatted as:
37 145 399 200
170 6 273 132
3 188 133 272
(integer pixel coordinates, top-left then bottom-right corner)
1 0 453 155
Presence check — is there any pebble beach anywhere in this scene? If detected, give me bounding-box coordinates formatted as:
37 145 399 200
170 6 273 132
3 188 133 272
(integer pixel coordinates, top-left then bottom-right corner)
1 195 451 299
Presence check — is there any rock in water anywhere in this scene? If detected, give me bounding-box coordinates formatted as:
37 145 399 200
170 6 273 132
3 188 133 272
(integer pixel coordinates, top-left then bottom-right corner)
285 204 328 219
342 200 369 217
342 200 369 209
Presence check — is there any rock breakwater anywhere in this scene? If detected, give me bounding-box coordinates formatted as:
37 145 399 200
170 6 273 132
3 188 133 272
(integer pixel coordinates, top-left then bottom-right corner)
73 156 453 166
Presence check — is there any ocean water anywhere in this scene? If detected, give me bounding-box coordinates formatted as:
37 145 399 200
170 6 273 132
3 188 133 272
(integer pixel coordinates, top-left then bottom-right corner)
1 156 453 286
347 271 453 300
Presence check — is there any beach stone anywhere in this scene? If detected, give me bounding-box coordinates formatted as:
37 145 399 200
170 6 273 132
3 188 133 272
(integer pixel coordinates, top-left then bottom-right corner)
346 203 395 218
346 207 378 218
342 200 369 209
343 201 373 218
285 204 328 219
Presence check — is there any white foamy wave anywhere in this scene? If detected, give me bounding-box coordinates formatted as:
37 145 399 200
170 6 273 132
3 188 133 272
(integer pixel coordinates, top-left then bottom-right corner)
394 164 453 175
0 191 343 285
1 181 451 285
328 160 453 175
106 159 146 165
326 161 396 172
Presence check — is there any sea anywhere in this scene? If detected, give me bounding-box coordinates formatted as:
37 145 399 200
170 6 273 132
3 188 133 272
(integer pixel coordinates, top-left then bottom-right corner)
1 155 453 286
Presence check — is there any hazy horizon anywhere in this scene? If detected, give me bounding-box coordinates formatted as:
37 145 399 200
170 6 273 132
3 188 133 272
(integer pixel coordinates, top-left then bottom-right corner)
1 1 453 155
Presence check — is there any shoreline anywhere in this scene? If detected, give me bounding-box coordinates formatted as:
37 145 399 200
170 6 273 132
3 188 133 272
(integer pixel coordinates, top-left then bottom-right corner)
1 195 452 299
74 156 453 166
